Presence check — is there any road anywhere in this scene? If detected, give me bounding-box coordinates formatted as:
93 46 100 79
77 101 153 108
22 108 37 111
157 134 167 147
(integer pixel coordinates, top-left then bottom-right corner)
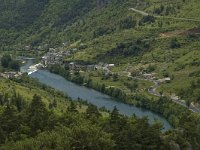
147 80 200 113
126 71 200 113
129 8 200 22
128 6 200 112
129 8 148 16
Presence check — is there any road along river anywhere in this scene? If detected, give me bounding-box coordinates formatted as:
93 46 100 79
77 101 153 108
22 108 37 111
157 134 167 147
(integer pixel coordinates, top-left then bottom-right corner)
21 60 172 131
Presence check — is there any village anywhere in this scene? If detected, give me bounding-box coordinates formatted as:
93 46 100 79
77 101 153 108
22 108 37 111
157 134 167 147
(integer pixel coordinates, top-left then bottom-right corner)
0 46 171 85
3 48 197 113
41 48 116 76
0 71 22 79
0 46 116 79
40 48 172 85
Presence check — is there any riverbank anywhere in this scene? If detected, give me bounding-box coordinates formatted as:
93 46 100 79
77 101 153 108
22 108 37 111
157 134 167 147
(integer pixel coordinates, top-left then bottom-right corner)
20 60 192 129
47 64 194 128
29 69 172 130
18 59 172 130
1 62 198 150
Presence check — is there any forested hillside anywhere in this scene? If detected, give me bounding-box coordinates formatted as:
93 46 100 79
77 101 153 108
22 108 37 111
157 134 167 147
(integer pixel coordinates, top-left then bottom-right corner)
0 76 200 150
0 0 200 149
1 0 199 47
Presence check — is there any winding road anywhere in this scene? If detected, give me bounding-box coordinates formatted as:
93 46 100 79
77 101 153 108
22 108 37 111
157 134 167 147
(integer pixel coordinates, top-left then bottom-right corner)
126 72 200 113
129 8 200 22
148 80 200 113
128 5 200 112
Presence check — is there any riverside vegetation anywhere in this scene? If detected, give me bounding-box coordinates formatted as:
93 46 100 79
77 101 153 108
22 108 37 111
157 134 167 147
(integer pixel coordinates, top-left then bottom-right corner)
0 74 199 149
0 0 200 149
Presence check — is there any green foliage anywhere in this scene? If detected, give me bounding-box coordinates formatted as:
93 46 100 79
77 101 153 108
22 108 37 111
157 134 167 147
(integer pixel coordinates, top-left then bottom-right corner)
93 26 114 38
68 101 78 113
170 38 181 49
26 94 49 135
145 65 156 73
86 104 101 121
0 54 20 71
112 73 119 81
189 70 200 77
153 5 165 15
8 60 20 71
177 79 200 103
119 16 137 30
0 0 49 29
139 15 155 25
136 95 184 127
0 77 200 149
178 112 200 149
0 93 171 150
104 107 163 150
0 105 20 144
0 0 200 149
124 79 139 92
48 64 70 79
98 39 151 60
1 54 11 68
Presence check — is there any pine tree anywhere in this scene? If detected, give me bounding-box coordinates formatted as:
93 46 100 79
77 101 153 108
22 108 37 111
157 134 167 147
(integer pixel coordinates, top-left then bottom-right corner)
68 101 77 113
26 94 49 135
110 106 120 125
0 105 19 144
86 104 101 120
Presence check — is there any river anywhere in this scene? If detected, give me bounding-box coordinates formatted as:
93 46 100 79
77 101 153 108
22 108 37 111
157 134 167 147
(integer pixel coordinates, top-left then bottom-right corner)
21 60 172 131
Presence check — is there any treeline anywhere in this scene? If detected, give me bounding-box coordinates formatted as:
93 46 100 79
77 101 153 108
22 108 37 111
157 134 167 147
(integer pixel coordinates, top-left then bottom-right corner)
177 79 200 104
135 95 200 149
153 3 182 16
48 65 128 102
0 90 26 112
0 92 162 149
135 95 187 127
47 64 200 149
12 73 66 98
97 39 151 61
1 92 199 149
93 16 137 38
0 54 20 71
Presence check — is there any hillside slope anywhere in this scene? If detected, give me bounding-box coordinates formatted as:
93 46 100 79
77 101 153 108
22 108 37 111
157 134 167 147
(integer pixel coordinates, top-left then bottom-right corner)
0 0 199 51
0 0 199 103
0 0 200 149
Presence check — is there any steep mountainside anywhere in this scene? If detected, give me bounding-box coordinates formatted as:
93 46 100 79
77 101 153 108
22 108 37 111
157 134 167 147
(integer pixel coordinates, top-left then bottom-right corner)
0 0 199 94
0 0 199 51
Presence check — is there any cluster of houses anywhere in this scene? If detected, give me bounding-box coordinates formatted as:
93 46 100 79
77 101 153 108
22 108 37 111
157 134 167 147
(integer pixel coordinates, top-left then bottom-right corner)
41 48 115 73
129 69 157 80
143 73 171 82
0 72 22 79
42 48 71 66
129 68 171 83
68 62 115 73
